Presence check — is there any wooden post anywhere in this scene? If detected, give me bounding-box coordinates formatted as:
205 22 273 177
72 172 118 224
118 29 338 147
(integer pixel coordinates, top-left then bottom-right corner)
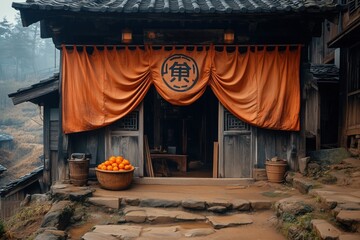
213 142 219 178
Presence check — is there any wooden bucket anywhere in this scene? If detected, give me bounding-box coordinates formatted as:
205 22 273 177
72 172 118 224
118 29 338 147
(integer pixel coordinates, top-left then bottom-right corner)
68 153 89 186
265 160 287 183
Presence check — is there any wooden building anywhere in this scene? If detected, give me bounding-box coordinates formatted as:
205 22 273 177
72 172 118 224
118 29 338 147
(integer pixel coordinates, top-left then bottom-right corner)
328 3 360 152
308 1 359 152
11 0 341 189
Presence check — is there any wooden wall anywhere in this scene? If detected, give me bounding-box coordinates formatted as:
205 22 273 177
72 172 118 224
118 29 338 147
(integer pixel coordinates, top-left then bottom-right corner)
256 129 299 170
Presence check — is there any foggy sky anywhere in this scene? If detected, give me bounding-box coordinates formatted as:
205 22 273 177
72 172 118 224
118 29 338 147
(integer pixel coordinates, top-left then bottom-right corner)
0 0 23 23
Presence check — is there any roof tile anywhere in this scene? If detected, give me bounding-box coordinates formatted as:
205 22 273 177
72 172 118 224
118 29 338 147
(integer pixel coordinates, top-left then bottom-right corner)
13 0 339 14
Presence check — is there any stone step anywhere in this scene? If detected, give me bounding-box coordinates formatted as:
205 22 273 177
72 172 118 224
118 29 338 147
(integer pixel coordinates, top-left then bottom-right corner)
336 210 360 232
311 219 342 240
123 206 206 224
123 206 254 229
82 225 217 240
293 177 314 194
87 196 272 213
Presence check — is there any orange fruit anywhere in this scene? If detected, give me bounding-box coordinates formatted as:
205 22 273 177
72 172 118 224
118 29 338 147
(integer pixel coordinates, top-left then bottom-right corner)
123 159 130 165
124 165 131 170
113 166 119 171
119 163 125 169
112 163 118 167
104 161 110 166
107 165 113 171
97 164 102 169
101 165 107 170
116 157 122 164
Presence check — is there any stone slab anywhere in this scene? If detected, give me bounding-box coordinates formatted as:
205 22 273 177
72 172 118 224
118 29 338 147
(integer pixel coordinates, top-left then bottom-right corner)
293 178 313 194
207 205 228 213
311 219 341 240
124 207 205 224
336 210 360 224
231 199 250 211
308 148 351 164
207 214 253 229
181 199 206 210
183 228 215 237
249 199 272 210
93 225 142 238
206 199 232 208
339 234 360 240
88 197 121 209
82 232 118 240
141 226 182 238
125 210 147 223
139 198 180 208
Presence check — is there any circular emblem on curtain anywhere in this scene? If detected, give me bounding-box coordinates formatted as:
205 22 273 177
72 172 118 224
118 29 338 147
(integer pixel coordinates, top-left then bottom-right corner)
161 54 199 92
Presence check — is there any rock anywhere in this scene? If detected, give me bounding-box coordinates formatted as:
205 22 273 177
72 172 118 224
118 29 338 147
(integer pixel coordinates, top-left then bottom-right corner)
124 197 140 206
207 214 253 229
336 210 360 231
35 229 67 240
337 203 360 211
141 226 181 238
285 172 296 184
125 210 147 223
231 199 250 211
41 201 74 230
293 178 314 194
308 148 351 165
82 232 119 240
182 199 206 210
299 157 310 175
88 197 121 209
249 200 272 210
93 225 142 239
207 199 232 209
175 212 206 221
51 184 93 201
139 198 180 208
207 206 228 213
311 219 341 240
339 234 360 240
184 228 215 237
307 162 322 177
275 197 313 217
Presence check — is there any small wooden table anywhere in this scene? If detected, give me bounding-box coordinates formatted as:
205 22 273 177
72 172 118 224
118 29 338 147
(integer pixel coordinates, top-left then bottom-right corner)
150 154 188 172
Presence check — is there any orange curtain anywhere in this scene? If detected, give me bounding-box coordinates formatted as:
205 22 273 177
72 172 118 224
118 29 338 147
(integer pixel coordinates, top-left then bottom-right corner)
62 45 300 134
210 46 300 130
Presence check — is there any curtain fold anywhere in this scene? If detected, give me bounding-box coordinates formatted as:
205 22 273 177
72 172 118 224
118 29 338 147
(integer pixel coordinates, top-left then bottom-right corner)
62 45 301 134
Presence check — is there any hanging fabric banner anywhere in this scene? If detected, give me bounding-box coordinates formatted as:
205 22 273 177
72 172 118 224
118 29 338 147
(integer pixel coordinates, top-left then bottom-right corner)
62 45 301 134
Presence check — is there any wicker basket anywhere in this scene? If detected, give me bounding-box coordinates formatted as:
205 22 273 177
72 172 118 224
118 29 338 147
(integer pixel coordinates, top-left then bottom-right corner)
95 168 134 190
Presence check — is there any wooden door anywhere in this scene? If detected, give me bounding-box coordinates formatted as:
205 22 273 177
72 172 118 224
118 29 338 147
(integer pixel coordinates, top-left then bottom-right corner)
105 104 144 177
218 104 254 178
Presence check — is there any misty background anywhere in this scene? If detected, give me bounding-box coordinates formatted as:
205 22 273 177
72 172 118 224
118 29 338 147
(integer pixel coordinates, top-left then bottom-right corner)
0 0 59 188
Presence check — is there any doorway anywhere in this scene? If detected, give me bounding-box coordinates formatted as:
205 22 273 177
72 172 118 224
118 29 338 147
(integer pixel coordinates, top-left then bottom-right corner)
144 86 218 177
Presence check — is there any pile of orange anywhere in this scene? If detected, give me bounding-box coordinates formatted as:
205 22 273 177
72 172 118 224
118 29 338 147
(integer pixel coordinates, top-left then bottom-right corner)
97 155 134 171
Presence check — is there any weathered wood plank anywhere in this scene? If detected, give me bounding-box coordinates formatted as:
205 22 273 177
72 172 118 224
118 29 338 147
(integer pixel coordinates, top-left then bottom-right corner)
213 142 219 178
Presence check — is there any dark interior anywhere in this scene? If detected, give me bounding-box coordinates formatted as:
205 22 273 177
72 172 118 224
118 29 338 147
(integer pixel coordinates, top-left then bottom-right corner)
144 86 218 177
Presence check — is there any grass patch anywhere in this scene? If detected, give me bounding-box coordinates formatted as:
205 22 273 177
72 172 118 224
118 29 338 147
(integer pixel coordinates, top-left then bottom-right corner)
5 202 52 237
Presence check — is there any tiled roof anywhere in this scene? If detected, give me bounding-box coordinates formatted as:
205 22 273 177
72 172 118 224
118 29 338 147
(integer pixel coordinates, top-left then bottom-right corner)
0 164 7 173
12 0 340 14
8 73 59 105
310 64 339 81
0 133 13 142
0 165 43 196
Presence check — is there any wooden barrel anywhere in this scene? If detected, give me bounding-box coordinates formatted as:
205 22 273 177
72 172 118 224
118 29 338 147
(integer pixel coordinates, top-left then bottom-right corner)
68 153 89 186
